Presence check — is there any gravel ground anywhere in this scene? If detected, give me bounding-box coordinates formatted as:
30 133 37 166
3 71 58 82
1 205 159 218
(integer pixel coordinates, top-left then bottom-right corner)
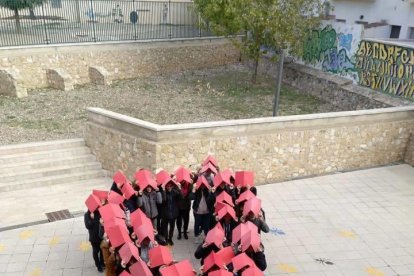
0 63 337 145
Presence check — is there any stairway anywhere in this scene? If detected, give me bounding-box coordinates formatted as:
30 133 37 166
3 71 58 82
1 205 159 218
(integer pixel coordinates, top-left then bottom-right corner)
0 139 112 229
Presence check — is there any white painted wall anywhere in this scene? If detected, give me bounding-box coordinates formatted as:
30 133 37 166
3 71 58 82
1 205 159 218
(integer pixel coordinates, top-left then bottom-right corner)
330 0 414 39
363 25 391 39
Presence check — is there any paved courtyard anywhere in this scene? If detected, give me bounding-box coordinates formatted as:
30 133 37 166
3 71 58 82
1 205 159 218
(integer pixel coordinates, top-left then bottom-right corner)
0 164 413 276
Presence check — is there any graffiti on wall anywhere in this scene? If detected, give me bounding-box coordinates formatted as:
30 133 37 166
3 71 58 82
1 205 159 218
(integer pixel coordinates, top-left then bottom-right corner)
355 41 414 99
303 25 355 75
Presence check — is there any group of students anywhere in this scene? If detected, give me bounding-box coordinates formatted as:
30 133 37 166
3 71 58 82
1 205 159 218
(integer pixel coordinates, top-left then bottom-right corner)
84 156 268 276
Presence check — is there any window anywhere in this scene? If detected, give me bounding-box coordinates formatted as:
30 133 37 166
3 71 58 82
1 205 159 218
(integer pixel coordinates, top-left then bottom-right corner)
390 25 401 39
409 27 414 39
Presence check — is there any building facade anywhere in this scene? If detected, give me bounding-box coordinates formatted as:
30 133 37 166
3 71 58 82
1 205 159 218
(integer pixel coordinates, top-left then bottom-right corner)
330 0 414 40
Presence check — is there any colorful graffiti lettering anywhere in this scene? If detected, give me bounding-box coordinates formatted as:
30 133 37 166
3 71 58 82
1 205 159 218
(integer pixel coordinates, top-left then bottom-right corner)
355 41 414 99
303 25 354 75
338 33 352 51
322 48 354 73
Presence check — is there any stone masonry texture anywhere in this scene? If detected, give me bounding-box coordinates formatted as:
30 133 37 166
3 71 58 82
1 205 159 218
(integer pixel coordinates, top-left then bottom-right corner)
84 123 157 180
89 66 112 86
0 38 240 91
155 121 413 184
84 108 414 185
257 58 412 110
0 68 27 97
46 68 74 91
405 132 414 166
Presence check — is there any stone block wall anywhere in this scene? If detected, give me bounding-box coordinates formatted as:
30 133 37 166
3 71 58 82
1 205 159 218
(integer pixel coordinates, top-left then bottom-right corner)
405 133 414 166
0 69 27 98
46 68 75 91
84 123 157 180
0 38 239 91
258 59 413 109
85 107 414 184
89 66 112 86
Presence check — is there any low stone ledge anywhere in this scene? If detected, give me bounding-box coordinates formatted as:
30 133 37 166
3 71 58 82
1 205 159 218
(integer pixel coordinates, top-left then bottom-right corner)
405 132 414 166
46 68 74 91
285 63 353 87
0 69 27 98
89 66 112 86
85 106 414 184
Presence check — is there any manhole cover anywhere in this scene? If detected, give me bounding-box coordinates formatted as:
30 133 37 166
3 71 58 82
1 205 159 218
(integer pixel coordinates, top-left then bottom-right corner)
45 209 74 222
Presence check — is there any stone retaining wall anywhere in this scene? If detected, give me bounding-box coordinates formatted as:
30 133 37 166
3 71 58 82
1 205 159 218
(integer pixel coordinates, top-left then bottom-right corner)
0 38 239 90
0 69 27 98
258 59 412 110
84 107 414 184
405 133 414 166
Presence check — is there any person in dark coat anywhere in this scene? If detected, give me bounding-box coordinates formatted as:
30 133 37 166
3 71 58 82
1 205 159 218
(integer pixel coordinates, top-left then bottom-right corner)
232 243 267 272
161 180 182 245
84 210 104 272
219 215 238 247
111 181 139 212
189 185 215 244
246 244 267 271
194 240 221 265
176 180 192 240
242 210 269 234
214 182 237 202
137 185 162 228
156 186 164 233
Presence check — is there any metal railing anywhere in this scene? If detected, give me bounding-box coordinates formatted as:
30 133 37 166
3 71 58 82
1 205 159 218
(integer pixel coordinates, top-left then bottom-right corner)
0 0 213 47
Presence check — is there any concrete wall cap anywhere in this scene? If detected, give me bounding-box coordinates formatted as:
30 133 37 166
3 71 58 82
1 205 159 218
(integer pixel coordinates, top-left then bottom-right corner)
88 106 414 132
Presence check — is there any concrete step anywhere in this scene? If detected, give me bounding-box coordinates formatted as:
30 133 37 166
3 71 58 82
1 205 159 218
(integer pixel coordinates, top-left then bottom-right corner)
0 147 91 164
0 177 112 229
0 170 107 192
0 139 85 156
0 163 103 184
0 154 97 173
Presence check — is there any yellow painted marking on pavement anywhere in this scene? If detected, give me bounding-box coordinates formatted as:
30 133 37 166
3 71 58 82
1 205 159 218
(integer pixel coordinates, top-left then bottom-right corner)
277 263 298 273
19 230 34 240
339 230 357 239
366 267 385 276
29 267 42 276
0 244 5 252
79 241 91 252
49 236 60 246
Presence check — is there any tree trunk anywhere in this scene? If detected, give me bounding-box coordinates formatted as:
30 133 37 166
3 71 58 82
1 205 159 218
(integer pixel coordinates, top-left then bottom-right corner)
273 50 285 117
251 58 259 84
14 9 21 34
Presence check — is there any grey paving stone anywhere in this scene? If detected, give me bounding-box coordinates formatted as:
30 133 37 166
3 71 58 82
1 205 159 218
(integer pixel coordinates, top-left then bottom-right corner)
29 252 49 262
6 262 26 273
63 267 83 275
42 269 64 276
0 165 412 276
24 261 47 272
45 260 65 270
48 251 68 262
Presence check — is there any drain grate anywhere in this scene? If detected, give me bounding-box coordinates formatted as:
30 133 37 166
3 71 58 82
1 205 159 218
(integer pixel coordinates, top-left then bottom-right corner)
45 209 74 222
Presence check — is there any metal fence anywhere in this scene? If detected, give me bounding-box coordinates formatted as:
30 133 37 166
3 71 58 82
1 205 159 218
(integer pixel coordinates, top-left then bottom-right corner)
0 0 213 47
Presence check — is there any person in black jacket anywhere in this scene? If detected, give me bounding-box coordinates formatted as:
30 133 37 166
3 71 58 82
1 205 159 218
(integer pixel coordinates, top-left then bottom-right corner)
246 244 267 271
241 210 269 234
194 240 221 265
84 210 104 272
218 215 238 247
189 184 215 244
176 180 192 240
161 180 182 245
232 243 267 272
